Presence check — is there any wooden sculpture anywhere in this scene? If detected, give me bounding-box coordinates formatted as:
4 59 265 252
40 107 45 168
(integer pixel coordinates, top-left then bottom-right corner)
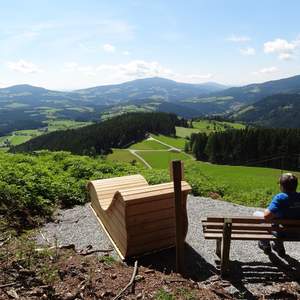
88 174 191 259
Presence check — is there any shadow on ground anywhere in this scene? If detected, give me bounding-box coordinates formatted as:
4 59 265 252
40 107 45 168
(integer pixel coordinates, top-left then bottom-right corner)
222 252 300 299
126 243 218 281
127 245 300 300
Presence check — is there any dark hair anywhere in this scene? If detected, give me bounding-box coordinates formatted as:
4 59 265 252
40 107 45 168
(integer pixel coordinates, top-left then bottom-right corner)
279 173 298 192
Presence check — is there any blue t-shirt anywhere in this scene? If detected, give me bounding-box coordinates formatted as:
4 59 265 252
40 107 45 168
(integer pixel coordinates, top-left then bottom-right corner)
268 192 300 219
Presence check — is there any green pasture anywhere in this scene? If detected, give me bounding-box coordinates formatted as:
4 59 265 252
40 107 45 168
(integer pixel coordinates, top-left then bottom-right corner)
106 149 145 167
175 126 200 138
129 139 169 150
176 120 245 138
47 119 92 132
184 160 299 207
151 134 186 149
138 150 191 169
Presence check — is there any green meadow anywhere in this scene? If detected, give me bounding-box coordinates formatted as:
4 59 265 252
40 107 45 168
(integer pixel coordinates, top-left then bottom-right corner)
137 150 191 169
129 139 169 150
151 134 186 149
106 149 144 167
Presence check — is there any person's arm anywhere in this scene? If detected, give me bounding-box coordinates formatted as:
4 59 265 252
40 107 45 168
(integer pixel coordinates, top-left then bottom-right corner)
264 208 277 221
264 193 286 220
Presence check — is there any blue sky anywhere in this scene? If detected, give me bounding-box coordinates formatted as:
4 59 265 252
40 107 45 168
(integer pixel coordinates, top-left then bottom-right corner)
1 0 300 89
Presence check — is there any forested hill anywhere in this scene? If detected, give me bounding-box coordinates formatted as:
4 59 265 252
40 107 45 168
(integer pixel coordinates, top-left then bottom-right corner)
216 74 300 104
232 94 300 128
12 112 185 155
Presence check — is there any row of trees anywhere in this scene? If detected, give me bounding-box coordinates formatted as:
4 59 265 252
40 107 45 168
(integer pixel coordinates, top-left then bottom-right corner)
189 128 300 170
13 112 184 155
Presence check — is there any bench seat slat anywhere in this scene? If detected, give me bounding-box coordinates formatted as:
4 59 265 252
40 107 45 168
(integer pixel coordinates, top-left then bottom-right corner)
204 232 300 241
202 222 300 232
203 217 300 226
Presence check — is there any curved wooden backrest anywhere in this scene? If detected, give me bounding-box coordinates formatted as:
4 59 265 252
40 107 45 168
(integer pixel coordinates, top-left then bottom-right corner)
88 174 192 258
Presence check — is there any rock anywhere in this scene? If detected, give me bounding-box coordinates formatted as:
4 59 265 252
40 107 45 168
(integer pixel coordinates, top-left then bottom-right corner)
110 273 117 279
19 268 35 276
62 292 78 300
41 294 48 300
6 289 19 299
134 275 144 282
136 292 143 299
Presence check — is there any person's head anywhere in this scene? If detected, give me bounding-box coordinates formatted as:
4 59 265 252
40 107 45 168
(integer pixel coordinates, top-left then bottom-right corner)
279 173 298 193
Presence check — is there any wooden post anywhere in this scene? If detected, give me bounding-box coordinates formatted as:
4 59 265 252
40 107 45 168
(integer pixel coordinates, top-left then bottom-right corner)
216 239 221 258
171 160 184 274
220 218 232 277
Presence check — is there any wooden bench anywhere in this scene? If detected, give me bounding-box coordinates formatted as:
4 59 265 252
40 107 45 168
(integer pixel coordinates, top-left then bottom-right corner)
88 174 191 259
202 216 300 276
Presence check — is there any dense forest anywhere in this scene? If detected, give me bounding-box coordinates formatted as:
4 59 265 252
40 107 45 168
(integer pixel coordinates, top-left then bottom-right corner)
13 112 187 155
232 93 300 128
190 128 300 170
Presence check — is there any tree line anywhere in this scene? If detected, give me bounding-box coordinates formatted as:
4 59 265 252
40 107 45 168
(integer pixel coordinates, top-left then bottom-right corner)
13 112 186 155
189 128 300 170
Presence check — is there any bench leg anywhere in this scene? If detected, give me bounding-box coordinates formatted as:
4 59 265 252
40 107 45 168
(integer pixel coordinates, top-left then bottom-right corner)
216 239 221 258
220 219 232 277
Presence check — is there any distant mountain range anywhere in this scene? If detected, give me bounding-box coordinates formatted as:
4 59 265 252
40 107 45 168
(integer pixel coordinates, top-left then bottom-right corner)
2 75 300 132
231 93 300 128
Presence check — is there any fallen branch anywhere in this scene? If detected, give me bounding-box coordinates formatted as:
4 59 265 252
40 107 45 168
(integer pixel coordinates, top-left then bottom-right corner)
38 229 52 246
113 260 138 300
0 282 18 288
79 249 113 256
0 235 11 247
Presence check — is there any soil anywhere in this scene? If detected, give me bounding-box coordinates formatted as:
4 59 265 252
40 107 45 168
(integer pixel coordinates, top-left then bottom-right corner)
0 238 230 300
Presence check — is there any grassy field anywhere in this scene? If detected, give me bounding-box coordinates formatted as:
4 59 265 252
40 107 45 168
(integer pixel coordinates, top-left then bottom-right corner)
107 149 145 167
184 160 299 207
138 150 191 169
47 120 92 132
176 120 245 138
151 134 186 149
0 120 92 148
129 139 169 150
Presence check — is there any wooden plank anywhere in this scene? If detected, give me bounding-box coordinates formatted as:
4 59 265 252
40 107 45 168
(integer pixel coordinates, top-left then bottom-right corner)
120 181 191 195
205 217 300 226
205 229 272 235
123 189 189 203
89 203 125 260
127 207 176 226
216 239 221 258
220 218 232 277
94 182 148 192
127 218 175 236
172 160 184 274
91 174 146 184
128 227 175 245
127 236 175 257
124 191 188 207
126 197 174 217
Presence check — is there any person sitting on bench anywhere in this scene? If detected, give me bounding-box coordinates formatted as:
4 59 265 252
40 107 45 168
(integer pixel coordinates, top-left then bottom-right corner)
258 173 300 256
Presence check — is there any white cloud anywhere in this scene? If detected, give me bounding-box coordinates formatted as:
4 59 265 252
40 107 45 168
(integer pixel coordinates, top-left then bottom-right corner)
254 66 278 75
103 43 116 53
264 38 296 53
122 51 130 56
61 59 212 86
278 52 293 60
64 62 79 70
263 38 300 60
7 59 41 74
240 47 256 56
227 34 251 42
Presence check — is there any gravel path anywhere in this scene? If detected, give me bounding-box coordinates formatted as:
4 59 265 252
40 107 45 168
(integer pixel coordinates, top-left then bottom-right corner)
36 195 300 298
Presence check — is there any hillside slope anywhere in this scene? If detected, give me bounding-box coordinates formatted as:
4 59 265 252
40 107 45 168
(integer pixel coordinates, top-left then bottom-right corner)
232 93 300 127
12 112 183 154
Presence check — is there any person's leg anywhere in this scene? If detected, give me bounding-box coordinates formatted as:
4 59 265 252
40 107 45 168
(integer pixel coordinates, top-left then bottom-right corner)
271 240 286 256
258 240 271 253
